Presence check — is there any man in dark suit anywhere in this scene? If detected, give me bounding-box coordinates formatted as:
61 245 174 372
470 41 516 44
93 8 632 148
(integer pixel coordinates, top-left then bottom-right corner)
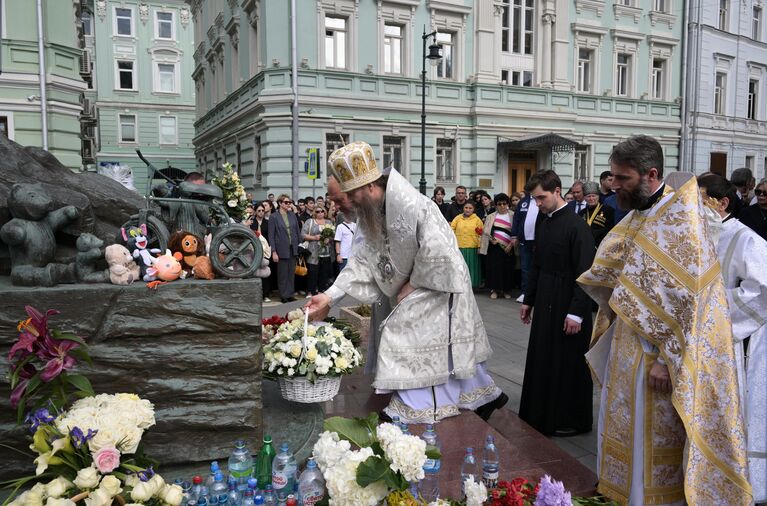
268 194 301 303
566 181 587 214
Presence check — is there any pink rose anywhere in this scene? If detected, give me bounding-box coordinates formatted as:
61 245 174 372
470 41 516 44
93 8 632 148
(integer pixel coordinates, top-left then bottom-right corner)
93 446 121 473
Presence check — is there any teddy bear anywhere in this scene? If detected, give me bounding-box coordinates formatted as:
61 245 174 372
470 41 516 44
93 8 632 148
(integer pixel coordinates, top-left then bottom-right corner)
75 233 109 283
0 183 79 286
105 244 140 285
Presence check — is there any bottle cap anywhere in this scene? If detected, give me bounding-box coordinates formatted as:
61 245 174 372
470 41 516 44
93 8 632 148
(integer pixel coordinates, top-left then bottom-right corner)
486 434 495 443
466 447 474 453
211 461 219 470
215 471 224 481
263 434 272 443
426 424 434 431
280 442 289 451
235 439 246 448
193 476 203 484
306 458 317 469
254 496 264 505
247 478 258 488
228 476 237 485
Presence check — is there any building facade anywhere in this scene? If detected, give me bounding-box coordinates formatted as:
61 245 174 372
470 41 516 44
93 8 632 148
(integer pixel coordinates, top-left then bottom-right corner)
0 0 86 169
684 0 767 179
190 0 683 198
80 0 196 191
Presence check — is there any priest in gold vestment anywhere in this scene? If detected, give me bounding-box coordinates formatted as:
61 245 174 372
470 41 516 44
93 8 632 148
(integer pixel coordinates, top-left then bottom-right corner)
578 136 752 505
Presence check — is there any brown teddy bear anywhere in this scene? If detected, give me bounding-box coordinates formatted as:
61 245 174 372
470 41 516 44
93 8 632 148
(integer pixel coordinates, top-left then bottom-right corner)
105 244 141 285
168 230 204 273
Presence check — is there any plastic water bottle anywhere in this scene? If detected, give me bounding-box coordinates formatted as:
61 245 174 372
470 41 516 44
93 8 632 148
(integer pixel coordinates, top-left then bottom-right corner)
191 475 204 502
460 448 478 498
256 435 276 490
271 443 297 500
419 424 441 501
229 440 255 491
199 487 211 503
209 495 219 506
400 423 410 435
206 461 221 488
197 497 208 506
227 477 241 506
263 485 276 506
297 458 325 505
177 479 192 505
247 478 258 493
219 494 229 506
241 490 255 506
253 495 264 506
391 415 401 429
211 471 228 503
482 435 500 489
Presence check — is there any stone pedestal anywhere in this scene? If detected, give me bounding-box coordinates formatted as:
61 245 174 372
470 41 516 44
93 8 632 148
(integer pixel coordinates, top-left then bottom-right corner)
0 278 262 480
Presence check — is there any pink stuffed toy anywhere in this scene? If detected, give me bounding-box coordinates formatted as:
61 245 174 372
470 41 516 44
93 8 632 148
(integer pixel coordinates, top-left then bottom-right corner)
145 249 183 289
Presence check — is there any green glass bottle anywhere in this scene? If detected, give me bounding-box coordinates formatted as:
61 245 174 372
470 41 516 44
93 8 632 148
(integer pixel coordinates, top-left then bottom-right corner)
255 434 276 489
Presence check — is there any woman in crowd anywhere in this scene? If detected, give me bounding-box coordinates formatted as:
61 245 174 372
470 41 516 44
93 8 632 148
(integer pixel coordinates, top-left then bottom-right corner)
480 193 515 299
301 206 334 296
739 178 767 241
432 186 452 221
511 192 524 210
451 201 484 288
480 193 495 218
260 200 272 219
267 194 300 303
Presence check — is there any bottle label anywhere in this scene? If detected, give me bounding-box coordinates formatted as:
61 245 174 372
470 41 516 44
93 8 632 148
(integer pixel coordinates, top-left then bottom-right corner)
230 469 252 479
482 471 498 488
301 491 324 505
423 459 441 473
272 473 288 489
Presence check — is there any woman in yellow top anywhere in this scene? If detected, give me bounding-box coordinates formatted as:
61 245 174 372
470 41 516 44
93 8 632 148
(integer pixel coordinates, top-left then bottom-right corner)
451 201 484 288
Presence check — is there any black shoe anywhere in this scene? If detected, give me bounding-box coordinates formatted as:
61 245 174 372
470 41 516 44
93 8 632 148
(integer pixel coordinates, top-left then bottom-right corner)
286 297 297 302
281 298 289 303
378 410 393 423
552 427 579 438
475 392 509 421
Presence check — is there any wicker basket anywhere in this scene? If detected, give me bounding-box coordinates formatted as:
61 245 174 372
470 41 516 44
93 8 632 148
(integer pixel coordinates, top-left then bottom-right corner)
278 375 341 403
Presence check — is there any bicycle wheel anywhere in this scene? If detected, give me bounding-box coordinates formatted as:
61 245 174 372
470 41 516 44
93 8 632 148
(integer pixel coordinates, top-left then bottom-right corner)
118 214 170 253
209 224 262 278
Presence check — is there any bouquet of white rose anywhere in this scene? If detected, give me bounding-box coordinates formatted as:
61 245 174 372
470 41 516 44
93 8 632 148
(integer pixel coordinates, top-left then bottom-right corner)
211 162 249 221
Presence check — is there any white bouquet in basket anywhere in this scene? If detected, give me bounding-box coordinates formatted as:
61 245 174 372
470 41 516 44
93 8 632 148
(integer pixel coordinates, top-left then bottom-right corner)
263 313 362 381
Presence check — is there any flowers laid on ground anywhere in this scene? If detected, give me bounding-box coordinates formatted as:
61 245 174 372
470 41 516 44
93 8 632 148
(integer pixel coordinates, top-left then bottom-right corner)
262 310 362 380
311 413 440 506
485 476 617 506
8 306 94 420
211 162 249 221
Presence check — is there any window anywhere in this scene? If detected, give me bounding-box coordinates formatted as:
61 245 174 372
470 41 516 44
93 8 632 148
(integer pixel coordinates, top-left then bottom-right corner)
159 116 177 145
384 24 403 75
523 71 533 87
620 0 632 5
511 71 520 86
326 133 349 162
156 11 174 40
714 72 726 115
324 16 347 69
652 59 666 100
436 32 453 79
754 7 762 41
709 152 727 177
115 7 133 37
616 53 630 96
254 136 262 185
81 10 92 36
0 116 8 137
119 114 136 143
156 63 177 93
501 69 509 83
435 138 455 182
654 0 667 12
574 148 590 181
116 60 135 90
382 136 404 170
577 48 593 93
504 0 534 55
748 79 758 120
719 0 728 31
746 156 755 172
236 143 241 174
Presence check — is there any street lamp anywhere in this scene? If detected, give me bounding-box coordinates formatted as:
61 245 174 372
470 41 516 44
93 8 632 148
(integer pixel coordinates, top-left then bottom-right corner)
420 28 442 195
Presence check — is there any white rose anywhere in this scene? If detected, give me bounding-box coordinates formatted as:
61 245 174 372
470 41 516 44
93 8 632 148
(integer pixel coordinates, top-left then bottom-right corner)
287 368 295 376
84 488 111 506
227 199 238 208
123 475 140 488
74 465 100 490
46 499 76 506
44 477 73 499
98 475 122 497
160 484 184 506
130 482 153 502
23 491 43 506
148 474 165 496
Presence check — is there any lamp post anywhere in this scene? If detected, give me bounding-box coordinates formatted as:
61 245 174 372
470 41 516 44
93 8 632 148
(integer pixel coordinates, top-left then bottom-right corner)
420 28 442 195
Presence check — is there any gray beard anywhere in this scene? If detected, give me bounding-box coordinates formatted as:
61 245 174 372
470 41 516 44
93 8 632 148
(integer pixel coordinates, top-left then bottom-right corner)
356 195 386 247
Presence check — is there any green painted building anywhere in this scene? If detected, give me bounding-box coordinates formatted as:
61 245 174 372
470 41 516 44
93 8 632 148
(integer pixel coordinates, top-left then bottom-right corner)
189 0 683 198
81 0 196 191
0 0 86 169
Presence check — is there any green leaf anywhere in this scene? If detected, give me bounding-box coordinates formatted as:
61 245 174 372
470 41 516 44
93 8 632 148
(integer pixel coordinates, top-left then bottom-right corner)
370 442 384 457
52 330 88 348
425 445 442 460
323 416 376 449
355 455 390 488
63 374 95 397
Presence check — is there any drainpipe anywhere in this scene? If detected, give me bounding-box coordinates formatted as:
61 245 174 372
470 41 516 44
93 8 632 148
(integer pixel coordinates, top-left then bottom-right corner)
290 0 299 199
36 0 49 150
679 0 689 171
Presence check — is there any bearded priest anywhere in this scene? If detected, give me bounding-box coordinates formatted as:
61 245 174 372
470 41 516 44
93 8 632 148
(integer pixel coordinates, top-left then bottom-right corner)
578 135 752 505
306 141 507 424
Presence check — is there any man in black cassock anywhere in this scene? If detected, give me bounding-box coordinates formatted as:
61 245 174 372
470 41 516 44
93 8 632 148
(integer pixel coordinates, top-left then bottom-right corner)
518 170 595 437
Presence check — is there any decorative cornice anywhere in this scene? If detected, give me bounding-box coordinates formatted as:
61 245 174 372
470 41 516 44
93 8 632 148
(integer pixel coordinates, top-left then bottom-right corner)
427 0 473 15
613 3 641 23
649 10 676 29
574 0 604 17
611 28 644 41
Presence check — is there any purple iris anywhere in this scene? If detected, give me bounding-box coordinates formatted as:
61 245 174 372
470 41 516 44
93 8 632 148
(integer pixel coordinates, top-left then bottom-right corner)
70 426 98 448
137 466 155 482
25 408 56 433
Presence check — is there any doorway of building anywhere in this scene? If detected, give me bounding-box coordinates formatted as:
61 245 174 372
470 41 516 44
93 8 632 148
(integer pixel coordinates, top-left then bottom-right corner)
710 152 727 177
508 152 537 195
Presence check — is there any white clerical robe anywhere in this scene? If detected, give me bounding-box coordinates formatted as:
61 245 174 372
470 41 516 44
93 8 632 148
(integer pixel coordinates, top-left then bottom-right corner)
717 217 767 503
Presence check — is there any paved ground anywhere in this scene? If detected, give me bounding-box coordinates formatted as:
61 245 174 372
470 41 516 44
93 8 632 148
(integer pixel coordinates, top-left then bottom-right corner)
263 286 600 474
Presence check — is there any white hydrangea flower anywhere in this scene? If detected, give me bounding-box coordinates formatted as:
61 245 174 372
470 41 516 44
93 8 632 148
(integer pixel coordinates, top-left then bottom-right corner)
312 431 351 471
323 447 387 506
376 423 427 482
463 477 488 506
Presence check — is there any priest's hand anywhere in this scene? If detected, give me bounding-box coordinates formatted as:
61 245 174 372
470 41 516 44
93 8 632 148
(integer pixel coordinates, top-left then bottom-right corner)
397 281 415 304
563 317 581 335
305 293 331 321
648 361 672 393
272 252 279 263
520 304 532 324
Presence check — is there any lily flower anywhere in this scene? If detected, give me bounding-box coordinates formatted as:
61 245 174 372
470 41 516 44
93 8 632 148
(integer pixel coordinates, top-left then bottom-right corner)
39 339 79 382
10 363 37 407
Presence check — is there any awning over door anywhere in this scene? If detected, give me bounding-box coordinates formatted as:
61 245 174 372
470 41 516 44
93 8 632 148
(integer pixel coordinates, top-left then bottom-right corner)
498 132 582 153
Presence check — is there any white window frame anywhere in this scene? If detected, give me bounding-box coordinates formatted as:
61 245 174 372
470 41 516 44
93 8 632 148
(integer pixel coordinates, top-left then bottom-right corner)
754 6 762 41
158 115 178 145
714 72 727 115
654 0 668 12
748 79 759 120
81 10 93 37
115 59 136 91
436 31 455 80
383 23 403 75
719 0 729 31
324 15 348 70
118 114 137 143
574 147 591 181
746 155 755 172
113 6 135 37
154 61 179 94
382 135 406 174
155 10 175 41
435 138 456 183
651 58 667 100
0 112 16 140
577 48 594 93
325 132 350 163
505 0 535 55
616 53 631 97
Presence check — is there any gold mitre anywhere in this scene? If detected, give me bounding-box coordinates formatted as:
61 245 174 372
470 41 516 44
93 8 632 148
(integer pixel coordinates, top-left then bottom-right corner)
328 141 381 192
